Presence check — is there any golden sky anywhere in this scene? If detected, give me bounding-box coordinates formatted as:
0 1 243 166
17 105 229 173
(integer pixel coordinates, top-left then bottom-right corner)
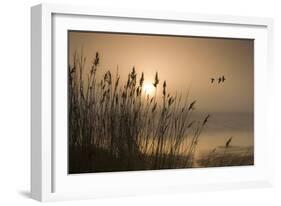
68 31 254 114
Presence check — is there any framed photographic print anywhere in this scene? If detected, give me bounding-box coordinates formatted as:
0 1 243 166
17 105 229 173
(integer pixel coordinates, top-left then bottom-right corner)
31 3 274 201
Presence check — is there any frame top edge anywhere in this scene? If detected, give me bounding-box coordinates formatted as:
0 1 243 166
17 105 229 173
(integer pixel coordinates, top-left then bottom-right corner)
32 3 273 27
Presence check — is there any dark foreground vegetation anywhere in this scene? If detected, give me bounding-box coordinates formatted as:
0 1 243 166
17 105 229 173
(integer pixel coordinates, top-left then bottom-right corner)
197 146 254 168
68 51 253 174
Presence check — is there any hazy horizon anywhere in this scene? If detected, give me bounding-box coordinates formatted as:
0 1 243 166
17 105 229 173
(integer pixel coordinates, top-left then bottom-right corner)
69 31 254 114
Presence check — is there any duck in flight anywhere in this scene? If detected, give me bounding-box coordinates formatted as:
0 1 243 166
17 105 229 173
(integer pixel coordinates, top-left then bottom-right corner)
222 75 226 83
210 75 226 84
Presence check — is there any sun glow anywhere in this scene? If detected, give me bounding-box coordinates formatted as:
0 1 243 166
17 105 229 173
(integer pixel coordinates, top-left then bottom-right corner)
143 83 155 96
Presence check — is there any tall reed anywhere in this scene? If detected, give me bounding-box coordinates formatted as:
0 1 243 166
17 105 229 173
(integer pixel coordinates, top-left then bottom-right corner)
68 51 210 173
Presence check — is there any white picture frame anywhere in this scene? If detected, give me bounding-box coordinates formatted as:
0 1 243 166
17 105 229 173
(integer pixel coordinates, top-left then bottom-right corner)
31 3 274 202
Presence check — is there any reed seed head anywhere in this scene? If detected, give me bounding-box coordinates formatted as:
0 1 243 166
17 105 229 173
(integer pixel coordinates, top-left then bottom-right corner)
188 100 196 110
153 72 159 88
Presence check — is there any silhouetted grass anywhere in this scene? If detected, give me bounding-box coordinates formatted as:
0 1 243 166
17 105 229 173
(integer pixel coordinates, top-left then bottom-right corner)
197 139 254 167
68 51 248 174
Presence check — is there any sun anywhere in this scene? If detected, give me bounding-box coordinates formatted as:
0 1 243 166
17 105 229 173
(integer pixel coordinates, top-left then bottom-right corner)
143 83 155 96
